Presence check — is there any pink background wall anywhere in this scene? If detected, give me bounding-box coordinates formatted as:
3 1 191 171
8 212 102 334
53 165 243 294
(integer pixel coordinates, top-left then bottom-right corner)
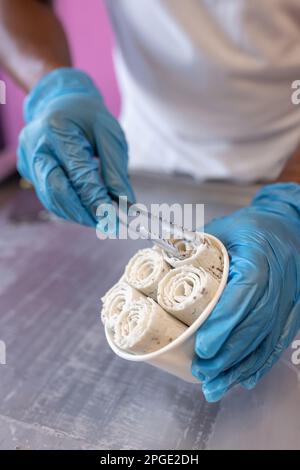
56 0 120 115
0 0 119 179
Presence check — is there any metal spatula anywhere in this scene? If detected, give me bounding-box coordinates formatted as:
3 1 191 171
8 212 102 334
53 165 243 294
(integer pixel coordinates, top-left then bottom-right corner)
111 196 198 260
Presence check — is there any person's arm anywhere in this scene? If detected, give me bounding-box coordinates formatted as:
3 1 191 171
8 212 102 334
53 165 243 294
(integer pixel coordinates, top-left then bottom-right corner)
0 0 71 91
0 0 135 228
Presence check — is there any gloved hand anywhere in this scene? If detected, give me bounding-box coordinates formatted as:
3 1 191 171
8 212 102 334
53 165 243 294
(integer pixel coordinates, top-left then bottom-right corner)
192 183 300 402
17 68 135 227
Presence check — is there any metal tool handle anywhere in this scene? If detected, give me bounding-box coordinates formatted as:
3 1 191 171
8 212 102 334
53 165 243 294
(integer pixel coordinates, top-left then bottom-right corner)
110 194 198 259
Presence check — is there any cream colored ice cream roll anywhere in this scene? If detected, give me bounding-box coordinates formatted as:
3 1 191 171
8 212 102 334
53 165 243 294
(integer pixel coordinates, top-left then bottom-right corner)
101 282 143 330
157 265 219 326
162 234 223 280
113 297 187 354
124 248 171 300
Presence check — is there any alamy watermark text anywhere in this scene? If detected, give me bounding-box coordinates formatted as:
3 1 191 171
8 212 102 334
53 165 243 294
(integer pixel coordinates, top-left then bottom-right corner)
291 340 300 366
96 197 204 240
0 340 6 365
0 79 6 105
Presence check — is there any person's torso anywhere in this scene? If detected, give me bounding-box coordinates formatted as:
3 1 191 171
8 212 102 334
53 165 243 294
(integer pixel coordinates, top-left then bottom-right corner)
105 0 300 181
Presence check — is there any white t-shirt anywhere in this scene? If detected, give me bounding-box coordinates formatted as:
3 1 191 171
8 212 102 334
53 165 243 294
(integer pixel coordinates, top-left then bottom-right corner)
105 0 300 182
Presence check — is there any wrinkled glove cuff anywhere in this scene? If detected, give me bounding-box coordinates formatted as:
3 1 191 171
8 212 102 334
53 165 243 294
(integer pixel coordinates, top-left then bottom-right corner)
252 182 300 221
24 68 102 123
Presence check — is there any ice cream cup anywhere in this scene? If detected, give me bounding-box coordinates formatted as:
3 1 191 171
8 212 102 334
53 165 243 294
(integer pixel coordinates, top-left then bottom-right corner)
105 234 229 383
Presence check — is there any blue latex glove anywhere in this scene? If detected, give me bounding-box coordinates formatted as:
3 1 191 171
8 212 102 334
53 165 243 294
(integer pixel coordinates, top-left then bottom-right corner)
17 68 135 227
192 183 300 402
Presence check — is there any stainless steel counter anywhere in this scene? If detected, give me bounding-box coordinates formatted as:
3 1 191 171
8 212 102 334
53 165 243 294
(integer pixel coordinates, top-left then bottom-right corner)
0 173 299 450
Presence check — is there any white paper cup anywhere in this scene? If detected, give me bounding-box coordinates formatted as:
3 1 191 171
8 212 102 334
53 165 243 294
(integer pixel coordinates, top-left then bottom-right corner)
105 234 229 383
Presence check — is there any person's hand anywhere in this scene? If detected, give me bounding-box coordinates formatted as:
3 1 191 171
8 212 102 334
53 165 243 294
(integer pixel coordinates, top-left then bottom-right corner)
17 68 135 227
192 183 300 402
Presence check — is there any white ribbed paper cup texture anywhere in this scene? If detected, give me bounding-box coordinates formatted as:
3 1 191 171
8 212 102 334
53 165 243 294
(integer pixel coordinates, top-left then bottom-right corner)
105 234 229 383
